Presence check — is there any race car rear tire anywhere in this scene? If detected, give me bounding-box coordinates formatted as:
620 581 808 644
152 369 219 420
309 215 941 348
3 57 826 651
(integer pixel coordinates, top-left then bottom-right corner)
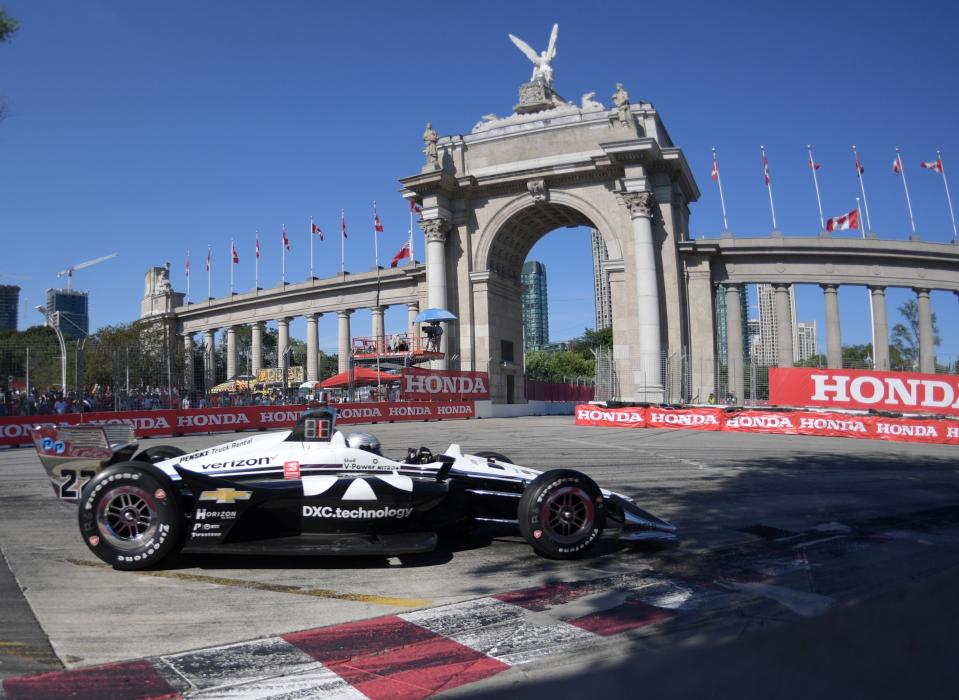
78 463 185 571
474 451 513 464
134 445 186 464
518 469 605 559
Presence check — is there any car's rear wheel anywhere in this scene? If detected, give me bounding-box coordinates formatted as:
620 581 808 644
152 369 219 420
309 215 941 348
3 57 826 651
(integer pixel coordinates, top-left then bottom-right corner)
134 445 186 464
78 463 185 570
518 469 605 559
474 451 513 464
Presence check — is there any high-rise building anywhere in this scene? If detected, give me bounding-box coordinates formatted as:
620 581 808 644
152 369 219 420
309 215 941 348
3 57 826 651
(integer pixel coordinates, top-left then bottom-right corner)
46 288 89 341
756 284 799 365
521 261 549 350
590 230 613 330
747 318 761 362
0 285 19 331
716 284 750 364
797 321 819 362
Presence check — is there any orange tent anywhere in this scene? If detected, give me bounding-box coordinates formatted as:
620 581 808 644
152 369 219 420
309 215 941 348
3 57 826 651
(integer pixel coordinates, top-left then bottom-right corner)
319 367 399 389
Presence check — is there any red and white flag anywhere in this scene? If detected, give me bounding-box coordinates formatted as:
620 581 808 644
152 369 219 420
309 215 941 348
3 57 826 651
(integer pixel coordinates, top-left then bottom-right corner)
185 253 191 277
710 159 719 181
763 155 771 185
390 240 411 267
255 235 260 259
808 156 821 170
893 157 902 174
409 199 422 214
374 212 384 233
311 222 324 240
855 152 865 175
341 211 348 238
205 248 211 272
826 209 859 232
232 243 239 264
282 225 291 251
921 158 944 173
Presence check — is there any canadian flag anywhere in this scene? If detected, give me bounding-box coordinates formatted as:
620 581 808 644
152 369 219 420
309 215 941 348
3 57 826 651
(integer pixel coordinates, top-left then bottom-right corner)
710 160 719 182
206 248 211 272
282 226 291 251
893 157 902 174
763 156 771 185
311 222 324 240
232 244 239 264
855 152 865 175
341 211 348 239
374 213 384 233
808 156 821 170
921 159 944 173
409 199 422 214
390 240 411 268
186 254 190 277
826 209 859 232
255 236 260 259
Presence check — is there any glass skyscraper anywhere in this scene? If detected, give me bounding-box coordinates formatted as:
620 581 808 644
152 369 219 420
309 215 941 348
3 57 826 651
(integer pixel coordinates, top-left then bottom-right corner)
521 261 549 350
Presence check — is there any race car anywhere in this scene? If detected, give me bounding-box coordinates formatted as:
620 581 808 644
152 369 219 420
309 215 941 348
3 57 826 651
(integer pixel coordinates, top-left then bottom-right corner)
30 407 676 570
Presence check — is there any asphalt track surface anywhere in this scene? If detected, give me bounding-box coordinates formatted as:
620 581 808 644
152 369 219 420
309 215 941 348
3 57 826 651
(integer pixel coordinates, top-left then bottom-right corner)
1 416 958 698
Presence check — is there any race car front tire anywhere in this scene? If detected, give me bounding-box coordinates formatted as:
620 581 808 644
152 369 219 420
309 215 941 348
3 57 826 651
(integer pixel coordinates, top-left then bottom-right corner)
134 445 186 464
518 469 605 559
78 463 185 571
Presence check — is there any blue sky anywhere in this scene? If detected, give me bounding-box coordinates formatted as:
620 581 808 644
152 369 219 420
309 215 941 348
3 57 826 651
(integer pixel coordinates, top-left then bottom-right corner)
1 0 957 362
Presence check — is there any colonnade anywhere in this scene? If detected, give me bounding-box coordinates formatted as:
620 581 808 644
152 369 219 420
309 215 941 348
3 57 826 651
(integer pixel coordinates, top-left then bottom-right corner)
181 301 421 392
721 282 946 401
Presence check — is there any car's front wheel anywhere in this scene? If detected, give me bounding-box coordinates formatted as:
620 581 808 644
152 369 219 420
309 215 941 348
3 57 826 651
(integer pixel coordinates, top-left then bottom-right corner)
518 469 605 559
78 463 185 570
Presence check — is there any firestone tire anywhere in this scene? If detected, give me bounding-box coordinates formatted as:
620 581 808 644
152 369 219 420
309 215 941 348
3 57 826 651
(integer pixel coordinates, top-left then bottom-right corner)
474 451 513 464
134 445 186 464
78 463 185 571
518 469 605 559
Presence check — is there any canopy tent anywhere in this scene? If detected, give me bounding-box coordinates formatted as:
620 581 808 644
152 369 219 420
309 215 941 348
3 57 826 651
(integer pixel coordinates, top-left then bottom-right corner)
210 377 252 394
415 308 457 323
319 367 399 389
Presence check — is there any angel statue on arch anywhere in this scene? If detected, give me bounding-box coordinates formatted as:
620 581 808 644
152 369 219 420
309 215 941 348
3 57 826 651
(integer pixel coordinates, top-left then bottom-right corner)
508 23 558 88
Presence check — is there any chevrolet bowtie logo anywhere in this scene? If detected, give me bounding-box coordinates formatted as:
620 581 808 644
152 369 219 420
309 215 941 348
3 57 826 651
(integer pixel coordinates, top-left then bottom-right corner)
199 488 252 504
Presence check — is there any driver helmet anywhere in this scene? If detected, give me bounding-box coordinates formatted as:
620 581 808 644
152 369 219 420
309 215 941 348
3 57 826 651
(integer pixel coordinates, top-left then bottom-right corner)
346 432 382 455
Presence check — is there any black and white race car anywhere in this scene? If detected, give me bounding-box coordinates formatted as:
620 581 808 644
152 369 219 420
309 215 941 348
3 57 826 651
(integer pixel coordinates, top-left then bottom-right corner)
30 407 676 570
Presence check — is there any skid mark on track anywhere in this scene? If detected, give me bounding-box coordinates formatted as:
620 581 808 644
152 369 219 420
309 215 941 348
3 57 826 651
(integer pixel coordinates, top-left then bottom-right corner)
66 559 429 608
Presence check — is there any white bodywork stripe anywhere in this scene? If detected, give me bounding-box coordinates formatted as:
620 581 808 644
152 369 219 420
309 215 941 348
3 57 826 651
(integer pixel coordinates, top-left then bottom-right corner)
342 478 377 501
375 474 413 492
302 475 338 497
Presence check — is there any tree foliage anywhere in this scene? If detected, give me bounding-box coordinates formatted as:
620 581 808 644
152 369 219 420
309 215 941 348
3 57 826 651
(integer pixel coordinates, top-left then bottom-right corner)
891 299 940 367
0 8 16 43
525 349 594 381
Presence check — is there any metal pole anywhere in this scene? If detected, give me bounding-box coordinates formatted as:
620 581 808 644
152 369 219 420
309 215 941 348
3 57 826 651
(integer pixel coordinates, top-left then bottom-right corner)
808 145 825 230
712 147 729 231
761 145 778 230
852 146 874 232
310 217 315 279
937 149 959 243
25 346 29 397
896 149 918 235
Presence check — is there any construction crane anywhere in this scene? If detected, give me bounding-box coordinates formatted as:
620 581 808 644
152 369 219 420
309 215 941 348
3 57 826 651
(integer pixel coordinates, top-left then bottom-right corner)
56 253 117 289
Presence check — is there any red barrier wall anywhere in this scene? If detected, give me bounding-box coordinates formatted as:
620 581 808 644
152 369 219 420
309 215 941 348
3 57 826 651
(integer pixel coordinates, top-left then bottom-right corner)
575 405 959 446
0 402 475 447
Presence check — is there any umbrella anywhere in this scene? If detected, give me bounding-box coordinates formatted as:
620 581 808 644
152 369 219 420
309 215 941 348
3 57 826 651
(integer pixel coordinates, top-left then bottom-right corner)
415 308 457 323
298 381 322 390
319 367 400 389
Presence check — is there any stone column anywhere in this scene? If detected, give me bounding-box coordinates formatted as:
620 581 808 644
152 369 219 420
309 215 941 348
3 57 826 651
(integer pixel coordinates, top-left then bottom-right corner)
226 326 238 379
773 283 794 367
306 313 320 382
421 219 450 369
685 256 714 403
407 301 420 350
277 318 291 387
869 286 890 370
821 284 843 368
337 309 352 373
916 288 935 373
182 332 195 392
371 306 385 353
724 284 745 404
623 192 663 398
203 329 216 394
250 321 264 376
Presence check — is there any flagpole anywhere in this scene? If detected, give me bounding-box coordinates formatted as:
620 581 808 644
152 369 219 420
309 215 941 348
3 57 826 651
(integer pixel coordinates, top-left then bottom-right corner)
852 145 873 233
186 250 191 303
761 145 778 231
808 145 825 231
207 245 212 300
281 225 286 285
712 147 729 231
255 231 260 290
409 203 415 262
373 202 380 269
230 238 234 294
896 149 918 236
310 217 315 279
860 196 877 364
937 149 959 243
341 209 346 275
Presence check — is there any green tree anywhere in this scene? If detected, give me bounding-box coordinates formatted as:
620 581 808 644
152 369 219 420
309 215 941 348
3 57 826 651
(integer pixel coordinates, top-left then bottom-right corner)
891 299 940 368
525 349 594 381
0 7 18 122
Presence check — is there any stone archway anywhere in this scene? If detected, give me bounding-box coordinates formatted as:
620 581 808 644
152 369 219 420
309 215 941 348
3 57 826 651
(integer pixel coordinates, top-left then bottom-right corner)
400 96 700 403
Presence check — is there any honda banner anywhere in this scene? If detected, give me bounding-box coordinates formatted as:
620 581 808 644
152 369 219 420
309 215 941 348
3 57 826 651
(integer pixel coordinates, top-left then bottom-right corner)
646 407 724 431
400 369 490 400
769 368 959 417
0 402 475 447
574 405 647 428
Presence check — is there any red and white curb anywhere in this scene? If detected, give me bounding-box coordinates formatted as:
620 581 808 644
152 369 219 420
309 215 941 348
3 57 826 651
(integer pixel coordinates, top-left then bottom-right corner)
1 572 723 700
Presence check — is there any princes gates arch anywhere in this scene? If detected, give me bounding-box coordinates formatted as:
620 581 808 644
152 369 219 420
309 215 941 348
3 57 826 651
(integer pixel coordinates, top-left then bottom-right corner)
140 30 959 406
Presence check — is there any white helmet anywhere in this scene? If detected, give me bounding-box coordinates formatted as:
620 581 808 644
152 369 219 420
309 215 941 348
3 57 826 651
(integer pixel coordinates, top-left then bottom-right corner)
346 432 382 455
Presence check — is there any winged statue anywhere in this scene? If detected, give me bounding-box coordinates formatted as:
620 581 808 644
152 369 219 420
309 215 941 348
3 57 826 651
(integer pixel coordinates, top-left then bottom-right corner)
508 23 558 87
